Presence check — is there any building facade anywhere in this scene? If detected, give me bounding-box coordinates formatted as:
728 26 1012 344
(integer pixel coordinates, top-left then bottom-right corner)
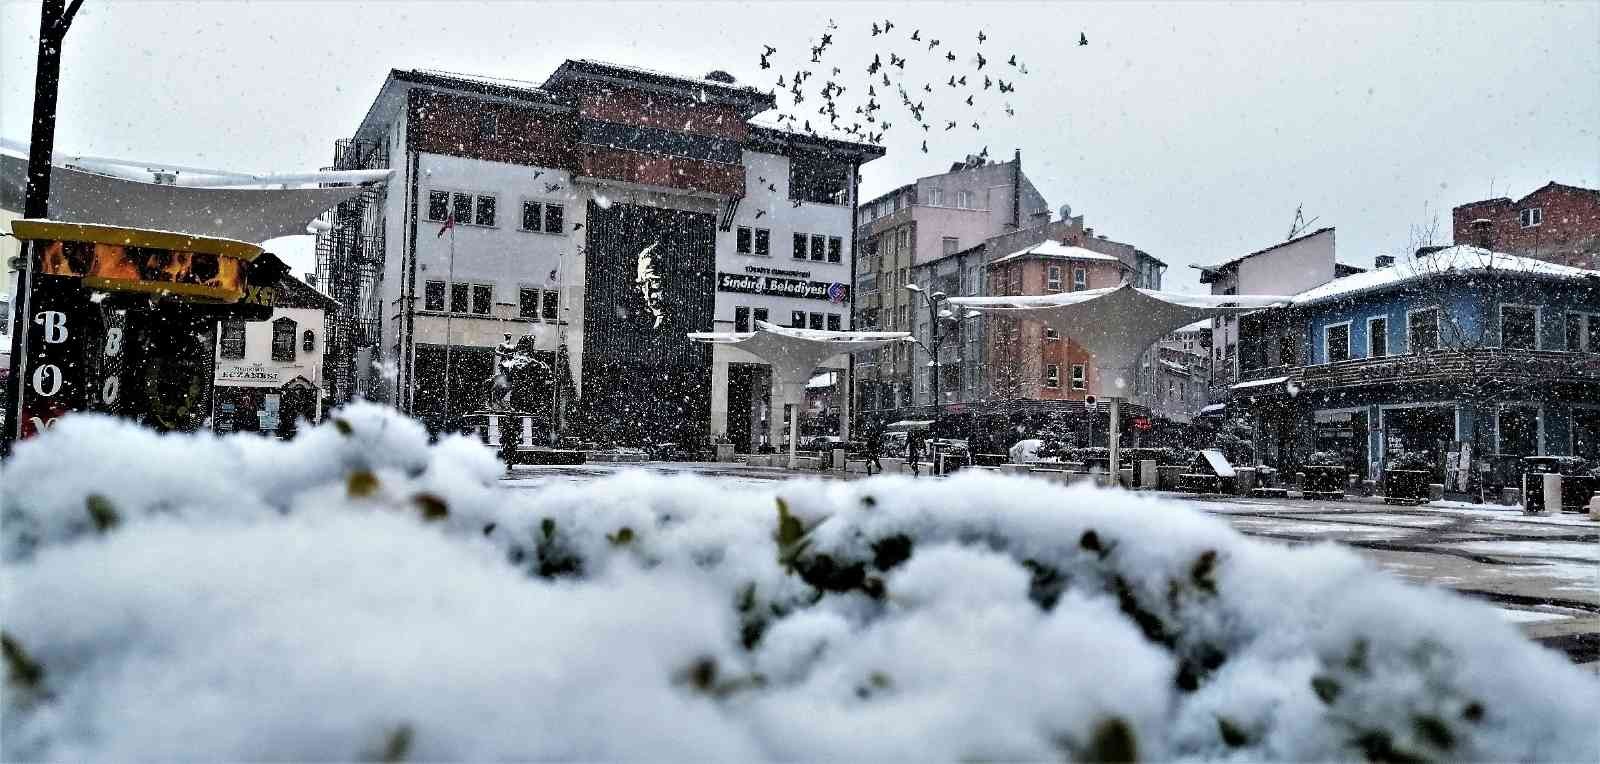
853 153 1050 415
1452 182 1600 270
212 274 336 435
1229 246 1600 484
1193 227 1363 394
326 62 881 449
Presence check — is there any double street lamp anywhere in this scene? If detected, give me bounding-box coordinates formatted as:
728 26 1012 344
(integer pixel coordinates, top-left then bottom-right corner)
904 283 979 409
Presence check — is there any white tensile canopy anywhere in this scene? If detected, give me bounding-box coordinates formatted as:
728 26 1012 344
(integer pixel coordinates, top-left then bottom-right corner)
689 320 913 468
948 283 1289 480
1 147 389 243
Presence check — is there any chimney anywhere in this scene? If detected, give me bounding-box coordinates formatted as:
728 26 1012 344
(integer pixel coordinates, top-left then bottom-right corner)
1374 254 1394 269
1470 218 1494 249
1011 149 1022 231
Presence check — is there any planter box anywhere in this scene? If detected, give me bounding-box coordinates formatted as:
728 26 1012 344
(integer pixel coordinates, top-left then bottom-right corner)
1178 474 1222 494
1382 470 1430 505
1303 465 1346 500
714 443 736 462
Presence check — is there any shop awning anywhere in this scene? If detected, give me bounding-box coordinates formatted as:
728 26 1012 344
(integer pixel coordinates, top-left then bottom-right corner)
1231 375 1290 391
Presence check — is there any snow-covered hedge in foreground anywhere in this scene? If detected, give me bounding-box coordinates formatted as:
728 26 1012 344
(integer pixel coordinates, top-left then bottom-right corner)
2 405 1596 761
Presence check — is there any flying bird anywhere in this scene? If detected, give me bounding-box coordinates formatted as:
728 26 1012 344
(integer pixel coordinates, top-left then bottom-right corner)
965 94 973 106
944 120 956 131
910 29 921 41
763 45 777 56
946 51 957 62
947 75 956 87
768 183 777 192
923 82 932 92
979 146 989 159
1079 32 1088 46
1008 54 1017 67
983 75 992 90
545 182 562 193
976 52 987 70
921 139 928 153
971 121 980 129
573 222 584 232
868 53 882 74
977 30 987 44
884 20 894 32
755 209 766 218
871 22 881 36
1005 103 1015 116
928 38 940 50
958 75 967 85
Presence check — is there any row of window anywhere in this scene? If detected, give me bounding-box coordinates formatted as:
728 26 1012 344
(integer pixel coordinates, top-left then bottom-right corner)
426 190 565 234
1044 265 1089 292
1043 363 1087 390
736 307 843 332
421 281 565 322
1320 307 1600 363
219 318 313 362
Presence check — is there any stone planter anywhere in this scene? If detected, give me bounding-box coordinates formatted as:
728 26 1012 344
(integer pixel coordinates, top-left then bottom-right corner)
714 443 735 462
1157 465 1185 491
1382 469 1430 505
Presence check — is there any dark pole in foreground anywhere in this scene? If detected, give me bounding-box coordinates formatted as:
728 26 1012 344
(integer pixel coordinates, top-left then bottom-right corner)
3 0 84 455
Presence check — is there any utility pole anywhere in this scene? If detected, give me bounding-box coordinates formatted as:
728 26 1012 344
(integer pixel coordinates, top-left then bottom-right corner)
3 0 86 455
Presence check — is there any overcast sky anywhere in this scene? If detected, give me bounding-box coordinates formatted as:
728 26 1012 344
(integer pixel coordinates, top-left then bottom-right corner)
3 1 1596 289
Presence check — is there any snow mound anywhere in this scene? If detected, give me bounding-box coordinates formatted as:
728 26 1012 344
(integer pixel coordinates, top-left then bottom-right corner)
2 405 1596 761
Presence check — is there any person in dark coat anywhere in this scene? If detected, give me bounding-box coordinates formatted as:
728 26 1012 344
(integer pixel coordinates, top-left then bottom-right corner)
865 428 885 476
907 429 924 476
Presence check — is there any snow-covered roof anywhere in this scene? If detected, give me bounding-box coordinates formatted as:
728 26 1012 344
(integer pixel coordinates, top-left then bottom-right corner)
1173 318 1212 334
990 240 1122 266
1231 376 1289 391
1160 359 1193 375
806 372 839 389
1199 403 1227 415
414 68 555 96
1289 246 1597 307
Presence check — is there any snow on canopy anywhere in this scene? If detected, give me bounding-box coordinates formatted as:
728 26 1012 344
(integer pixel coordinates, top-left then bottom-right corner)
2 405 1595 761
1290 245 1599 307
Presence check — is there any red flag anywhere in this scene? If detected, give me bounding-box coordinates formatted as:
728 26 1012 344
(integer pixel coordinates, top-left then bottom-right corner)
436 215 455 238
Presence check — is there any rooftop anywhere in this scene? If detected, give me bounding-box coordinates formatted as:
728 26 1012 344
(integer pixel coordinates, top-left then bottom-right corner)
990 240 1123 266
1289 245 1598 307
543 59 775 116
1193 226 1334 276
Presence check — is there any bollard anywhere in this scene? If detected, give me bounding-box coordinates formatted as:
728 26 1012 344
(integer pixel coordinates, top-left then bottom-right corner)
832 448 846 470
1428 483 1444 501
1501 487 1520 507
1542 473 1562 515
1139 460 1158 490
1119 467 1134 488
1589 493 1600 521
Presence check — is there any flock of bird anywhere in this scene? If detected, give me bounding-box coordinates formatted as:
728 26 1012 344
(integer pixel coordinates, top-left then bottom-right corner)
757 19 1088 153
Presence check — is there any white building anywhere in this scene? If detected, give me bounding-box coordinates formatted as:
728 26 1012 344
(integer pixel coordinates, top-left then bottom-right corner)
212 275 336 435
328 62 883 449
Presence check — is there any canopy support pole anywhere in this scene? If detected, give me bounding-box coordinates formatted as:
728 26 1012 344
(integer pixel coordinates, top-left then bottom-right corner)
788 403 800 469
1109 395 1122 488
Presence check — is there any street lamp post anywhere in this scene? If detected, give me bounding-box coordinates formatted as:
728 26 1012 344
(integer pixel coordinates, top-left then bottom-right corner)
903 283 951 409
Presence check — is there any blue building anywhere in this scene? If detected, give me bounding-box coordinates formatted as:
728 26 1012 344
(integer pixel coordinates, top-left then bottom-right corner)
1229 245 1600 487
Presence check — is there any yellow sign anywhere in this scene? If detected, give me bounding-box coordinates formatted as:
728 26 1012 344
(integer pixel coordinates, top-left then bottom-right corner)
12 220 263 303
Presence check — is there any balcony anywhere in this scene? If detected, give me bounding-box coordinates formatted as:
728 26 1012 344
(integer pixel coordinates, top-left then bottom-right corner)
1237 348 1600 393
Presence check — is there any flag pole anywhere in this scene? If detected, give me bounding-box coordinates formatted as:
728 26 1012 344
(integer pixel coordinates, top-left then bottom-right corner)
443 222 456 432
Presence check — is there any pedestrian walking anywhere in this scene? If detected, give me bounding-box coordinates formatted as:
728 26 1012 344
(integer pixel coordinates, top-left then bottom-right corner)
907 430 924 476
865 428 884 476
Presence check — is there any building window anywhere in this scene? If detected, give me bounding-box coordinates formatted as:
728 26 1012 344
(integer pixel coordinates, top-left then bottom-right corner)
1044 364 1061 388
522 201 562 233
542 290 559 321
791 310 806 328
474 195 496 227
450 283 470 313
827 313 842 331
302 330 316 353
1566 311 1600 352
808 312 824 330
789 154 849 205
755 228 771 257
271 317 297 362
942 236 959 256
827 236 842 263
1368 316 1388 358
752 308 768 328
520 287 540 319
1045 327 1060 340
1324 322 1351 363
737 226 752 254
1046 265 1062 292
220 320 246 359
1498 407 1540 456
1500 305 1538 349
1072 267 1087 291
956 190 974 209
1071 364 1086 389
452 193 473 225
424 281 446 311
1408 308 1439 353
810 234 826 262
1519 207 1542 228
897 227 910 253
927 187 944 206
427 191 450 222
471 284 493 315
735 306 752 333
793 232 807 260
478 113 497 138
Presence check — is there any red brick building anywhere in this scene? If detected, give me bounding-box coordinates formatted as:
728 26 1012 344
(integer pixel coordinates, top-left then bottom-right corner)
985 239 1129 401
1452 182 1600 269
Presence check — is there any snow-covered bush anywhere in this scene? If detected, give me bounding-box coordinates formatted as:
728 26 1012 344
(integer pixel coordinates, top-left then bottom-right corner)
1387 450 1434 472
3 405 1596 761
1308 450 1346 467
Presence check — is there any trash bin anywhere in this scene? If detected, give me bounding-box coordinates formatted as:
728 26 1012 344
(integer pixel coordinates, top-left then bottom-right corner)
1522 456 1586 512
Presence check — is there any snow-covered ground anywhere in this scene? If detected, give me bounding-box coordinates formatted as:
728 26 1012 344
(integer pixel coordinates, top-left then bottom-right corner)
2 406 1597 761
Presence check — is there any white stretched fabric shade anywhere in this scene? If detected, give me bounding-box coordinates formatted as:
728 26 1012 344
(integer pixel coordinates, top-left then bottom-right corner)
0 153 380 243
689 320 913 410
948 283 1289 395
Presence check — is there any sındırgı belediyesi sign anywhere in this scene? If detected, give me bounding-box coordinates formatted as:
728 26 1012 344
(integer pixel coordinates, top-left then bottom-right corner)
716 271 849 303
